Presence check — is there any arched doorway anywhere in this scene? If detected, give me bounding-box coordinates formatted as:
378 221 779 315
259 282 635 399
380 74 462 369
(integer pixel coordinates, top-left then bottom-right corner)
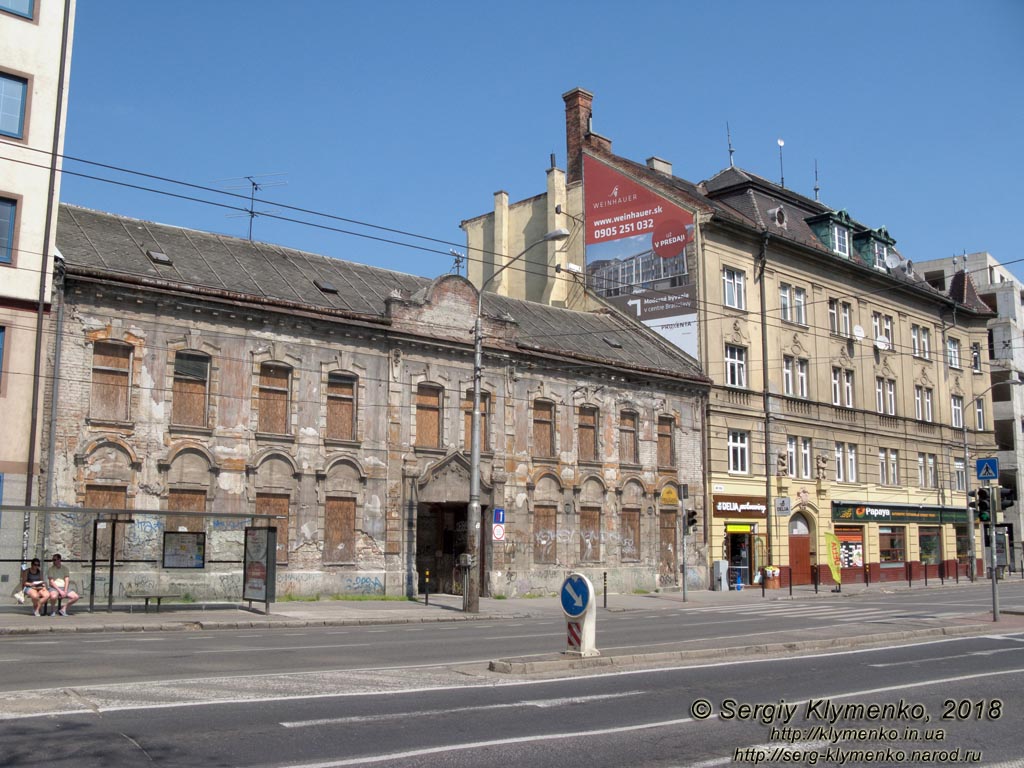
788 512 813 585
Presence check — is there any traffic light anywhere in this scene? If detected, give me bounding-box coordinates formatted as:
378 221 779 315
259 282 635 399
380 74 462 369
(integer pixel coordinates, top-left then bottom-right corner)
977 488 991 523
1000 486 1015 511
686 509 698 531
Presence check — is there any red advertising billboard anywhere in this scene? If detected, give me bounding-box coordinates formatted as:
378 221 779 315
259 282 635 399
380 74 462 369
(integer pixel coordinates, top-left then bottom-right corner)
583 154 699 358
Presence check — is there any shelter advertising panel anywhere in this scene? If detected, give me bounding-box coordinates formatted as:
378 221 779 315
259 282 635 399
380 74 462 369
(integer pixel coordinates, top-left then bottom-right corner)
162 532 206 569
583 153 698 357
243 526 277 604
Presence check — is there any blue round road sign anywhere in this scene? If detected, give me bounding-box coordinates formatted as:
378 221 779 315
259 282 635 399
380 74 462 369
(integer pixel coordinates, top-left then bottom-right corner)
560 574 590 617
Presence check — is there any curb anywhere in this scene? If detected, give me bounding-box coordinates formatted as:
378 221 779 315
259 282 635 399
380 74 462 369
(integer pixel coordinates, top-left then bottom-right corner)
487 623 994 674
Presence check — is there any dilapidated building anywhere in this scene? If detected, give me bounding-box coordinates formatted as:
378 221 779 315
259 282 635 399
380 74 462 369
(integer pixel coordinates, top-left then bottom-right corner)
40 204 710 601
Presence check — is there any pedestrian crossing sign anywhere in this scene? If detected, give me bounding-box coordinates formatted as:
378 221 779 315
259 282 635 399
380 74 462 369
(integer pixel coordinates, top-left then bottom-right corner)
976 458 999 481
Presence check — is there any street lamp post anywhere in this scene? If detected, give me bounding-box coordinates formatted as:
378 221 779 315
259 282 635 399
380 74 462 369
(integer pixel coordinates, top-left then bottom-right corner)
466 228 570 612
963 377 1022 621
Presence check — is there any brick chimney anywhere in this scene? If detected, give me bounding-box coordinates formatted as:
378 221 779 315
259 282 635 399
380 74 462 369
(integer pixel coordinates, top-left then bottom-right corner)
563 87 593 185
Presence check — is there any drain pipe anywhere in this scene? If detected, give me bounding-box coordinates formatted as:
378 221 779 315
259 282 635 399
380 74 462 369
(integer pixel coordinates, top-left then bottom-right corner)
41 254 67 559
758 231 774 568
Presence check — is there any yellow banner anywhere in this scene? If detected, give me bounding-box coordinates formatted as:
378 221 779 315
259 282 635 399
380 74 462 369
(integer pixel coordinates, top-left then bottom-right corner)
824 532 842 584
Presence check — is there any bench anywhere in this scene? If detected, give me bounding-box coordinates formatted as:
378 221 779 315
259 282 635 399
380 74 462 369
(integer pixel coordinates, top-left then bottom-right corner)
126 593 181 613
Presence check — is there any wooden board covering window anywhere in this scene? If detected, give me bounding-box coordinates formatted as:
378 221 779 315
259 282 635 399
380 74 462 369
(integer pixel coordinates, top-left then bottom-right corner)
415 385 441 448
621 508 640 561
324 497 356 562
258 363 291 434
533 504 556 564
91 342 131 421
657 416 674 467
580 507 601 562
578 406 597 462
166 488 206 533
85 484 127 558
256 493 290 564
462 390 489 452
660 510 677 577
326 373 356 440
620 411 638 464
172 352 209 427
533 400 554 457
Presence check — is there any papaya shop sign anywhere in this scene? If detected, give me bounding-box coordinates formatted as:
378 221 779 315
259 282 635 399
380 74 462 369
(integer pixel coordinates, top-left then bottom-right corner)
832 502 967 525
713 495 767 519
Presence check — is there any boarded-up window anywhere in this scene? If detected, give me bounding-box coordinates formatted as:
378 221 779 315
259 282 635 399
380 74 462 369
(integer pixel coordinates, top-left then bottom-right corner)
257 493 290 565
258 363 291 434
324 497 356 562
578 406 598 462
533 504 557 564
657 416 675 468
533 400 555 458
620 411 639 465
463 390 489 452
326 373 357 441
580 507 601 562
166 488 206 533
172 352 210 427
91 341 131 421
85 485 127 559
621 508 640 561
416 384 442 448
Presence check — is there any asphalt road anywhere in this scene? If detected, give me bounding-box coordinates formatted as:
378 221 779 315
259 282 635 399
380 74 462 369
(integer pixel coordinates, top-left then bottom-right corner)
2 582 1021 692
2 633 1022 768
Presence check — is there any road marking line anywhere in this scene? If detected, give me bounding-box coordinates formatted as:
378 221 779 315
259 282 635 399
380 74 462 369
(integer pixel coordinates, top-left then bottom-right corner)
280 691 646 728
192 643 377 655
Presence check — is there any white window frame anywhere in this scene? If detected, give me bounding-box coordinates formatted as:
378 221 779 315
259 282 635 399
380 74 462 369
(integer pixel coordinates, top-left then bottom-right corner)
832 368 841 406
918 453 927 487
927 454 937 488
843 370 854 408
723 268 746 310
875 377 885 414
924 388 933 422
725 345 747 388
976 398 986 430
828 299 839 333
797 359 808 399
873 241 887 270
889 449 900 486
835 442 856 482
947 337 961 369
954 457 965 492
915 386 923 420
800 437 812 479
786 436 797 477
971 343 982 372
886 380 896 415
921 327 930 359
952 395 964 429
783 356 794 396
794 288 806 324
840 302 851 336
728 430 749 474
779 284 792 322
834 224 850 257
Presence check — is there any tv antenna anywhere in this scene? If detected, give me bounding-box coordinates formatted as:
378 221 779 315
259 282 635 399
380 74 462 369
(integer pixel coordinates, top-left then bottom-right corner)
727 122 735 167
449 249 465 276
813 159 820 202
777 139 785 189
215 173 288 240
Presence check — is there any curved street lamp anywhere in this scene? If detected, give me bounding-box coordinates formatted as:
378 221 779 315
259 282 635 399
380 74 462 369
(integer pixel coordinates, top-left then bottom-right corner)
465 228 570 612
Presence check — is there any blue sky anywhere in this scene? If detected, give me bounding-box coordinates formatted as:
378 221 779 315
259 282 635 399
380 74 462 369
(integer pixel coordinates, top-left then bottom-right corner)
62 0 1024 281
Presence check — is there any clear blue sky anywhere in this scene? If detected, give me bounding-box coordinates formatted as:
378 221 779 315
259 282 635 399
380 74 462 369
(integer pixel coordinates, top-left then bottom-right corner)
62 0 1024 281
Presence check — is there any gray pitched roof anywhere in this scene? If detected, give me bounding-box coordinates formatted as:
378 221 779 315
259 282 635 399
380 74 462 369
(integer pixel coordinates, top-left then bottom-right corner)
57 204 708 385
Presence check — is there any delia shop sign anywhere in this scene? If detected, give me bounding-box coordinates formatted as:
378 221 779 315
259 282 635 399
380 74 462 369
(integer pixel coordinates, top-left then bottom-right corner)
713 495 768 519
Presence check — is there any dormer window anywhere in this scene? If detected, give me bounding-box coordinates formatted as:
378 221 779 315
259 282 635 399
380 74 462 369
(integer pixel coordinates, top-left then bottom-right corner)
834 225 850 257
873 242 887 270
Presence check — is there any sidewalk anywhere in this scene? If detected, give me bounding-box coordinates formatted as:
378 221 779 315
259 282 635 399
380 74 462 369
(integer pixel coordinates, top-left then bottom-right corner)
1 577 1018 636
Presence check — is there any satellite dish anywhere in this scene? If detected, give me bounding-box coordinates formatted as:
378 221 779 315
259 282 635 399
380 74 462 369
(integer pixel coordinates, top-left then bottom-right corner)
853 325 866 342
874 335 891 352
884 251 901 269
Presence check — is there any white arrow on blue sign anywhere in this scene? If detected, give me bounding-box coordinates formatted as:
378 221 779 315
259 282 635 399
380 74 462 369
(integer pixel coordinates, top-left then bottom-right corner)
976 458 999 481
493 508 505 525
560 574 590 618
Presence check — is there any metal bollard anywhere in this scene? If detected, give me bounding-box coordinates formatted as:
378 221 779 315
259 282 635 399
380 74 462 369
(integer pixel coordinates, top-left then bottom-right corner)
425 569 430 606
603 571 607 609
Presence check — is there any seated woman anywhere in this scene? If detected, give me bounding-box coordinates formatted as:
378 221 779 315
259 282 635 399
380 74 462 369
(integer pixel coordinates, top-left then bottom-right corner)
22 558 54 617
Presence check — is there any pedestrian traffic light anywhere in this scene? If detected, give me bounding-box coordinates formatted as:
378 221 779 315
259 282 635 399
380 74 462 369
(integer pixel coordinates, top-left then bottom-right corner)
1000 486 1015 511
977 488 991 523
686 509 697 531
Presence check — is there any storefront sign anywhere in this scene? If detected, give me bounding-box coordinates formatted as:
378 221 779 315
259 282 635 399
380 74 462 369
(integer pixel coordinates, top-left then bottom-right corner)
713 495 768 519
832 502 967 525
